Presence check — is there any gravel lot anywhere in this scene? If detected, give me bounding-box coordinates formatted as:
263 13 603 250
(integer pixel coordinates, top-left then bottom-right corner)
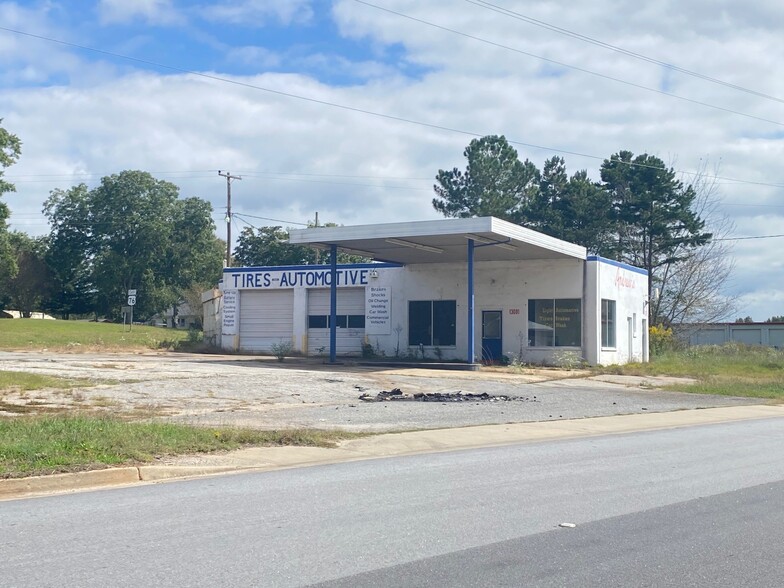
0 351 759 432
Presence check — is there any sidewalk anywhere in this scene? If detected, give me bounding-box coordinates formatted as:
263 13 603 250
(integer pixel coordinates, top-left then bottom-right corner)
3 404 783 501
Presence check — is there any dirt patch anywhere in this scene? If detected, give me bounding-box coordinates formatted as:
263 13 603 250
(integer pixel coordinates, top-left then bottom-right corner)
0 351 757 432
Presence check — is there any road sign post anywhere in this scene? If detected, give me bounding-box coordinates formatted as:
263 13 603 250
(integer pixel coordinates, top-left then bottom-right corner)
127 290 137 331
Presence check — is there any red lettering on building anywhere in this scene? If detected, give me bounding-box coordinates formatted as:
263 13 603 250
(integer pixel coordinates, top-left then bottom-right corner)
615 268 636 289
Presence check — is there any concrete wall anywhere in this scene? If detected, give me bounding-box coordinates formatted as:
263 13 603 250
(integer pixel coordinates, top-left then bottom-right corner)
201 289 222 347
219 257 649 365
585 257 650 365
675 323 784 348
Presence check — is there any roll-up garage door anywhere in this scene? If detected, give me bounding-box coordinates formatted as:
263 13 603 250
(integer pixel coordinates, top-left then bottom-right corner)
239 290 294 352
307 288 365 355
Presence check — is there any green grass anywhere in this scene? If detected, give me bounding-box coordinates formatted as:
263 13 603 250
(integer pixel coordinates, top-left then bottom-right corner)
0 370 94 392
0 415 365 478
598 343 784 399
0 319 189 351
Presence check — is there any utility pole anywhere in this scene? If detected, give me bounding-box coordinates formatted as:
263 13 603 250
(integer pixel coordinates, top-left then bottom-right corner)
314 211 320 264
218 170 242 267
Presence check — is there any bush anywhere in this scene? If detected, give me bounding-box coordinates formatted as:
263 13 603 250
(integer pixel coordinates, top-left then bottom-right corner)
649 325 676 355
270 340 294 362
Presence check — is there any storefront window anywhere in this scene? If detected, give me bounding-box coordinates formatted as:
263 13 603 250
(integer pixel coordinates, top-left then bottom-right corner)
308 314 365 329
409 300 456 346
528 299 581 347
601 299 616 348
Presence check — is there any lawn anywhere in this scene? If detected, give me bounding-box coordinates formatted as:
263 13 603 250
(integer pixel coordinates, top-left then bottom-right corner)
599 343 784 399
0 319 190 351
0 415 365 478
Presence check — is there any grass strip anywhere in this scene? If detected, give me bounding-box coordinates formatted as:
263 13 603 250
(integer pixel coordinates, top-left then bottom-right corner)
0 320 190 351
0 370 94 392
597 344 784 399
0 415 365 478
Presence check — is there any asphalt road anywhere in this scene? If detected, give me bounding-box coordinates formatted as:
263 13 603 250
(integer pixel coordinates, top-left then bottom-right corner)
2 418 783 587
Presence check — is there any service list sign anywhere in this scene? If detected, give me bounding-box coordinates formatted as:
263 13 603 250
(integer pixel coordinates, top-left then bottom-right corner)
366 286 390 335
222 289 238 335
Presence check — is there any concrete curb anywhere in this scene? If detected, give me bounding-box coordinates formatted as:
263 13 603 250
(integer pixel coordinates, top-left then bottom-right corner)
0 467 140 500
3 405 783 501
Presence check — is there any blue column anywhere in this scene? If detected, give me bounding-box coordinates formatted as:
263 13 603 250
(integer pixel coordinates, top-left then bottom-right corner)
467 238 475 364
329 244 338 363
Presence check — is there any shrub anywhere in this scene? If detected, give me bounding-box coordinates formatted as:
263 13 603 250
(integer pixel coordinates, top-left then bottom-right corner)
270 340 294 362
649 325 676 355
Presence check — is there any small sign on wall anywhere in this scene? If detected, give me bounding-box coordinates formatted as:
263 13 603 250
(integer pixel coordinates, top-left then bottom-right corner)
365 286 390 335
222 289 238 335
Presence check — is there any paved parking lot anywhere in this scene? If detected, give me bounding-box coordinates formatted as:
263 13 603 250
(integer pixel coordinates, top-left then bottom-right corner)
0 351 758 432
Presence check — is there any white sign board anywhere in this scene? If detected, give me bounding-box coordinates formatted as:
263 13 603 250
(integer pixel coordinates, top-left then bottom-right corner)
225 268 370 290
128 289 137 296
127 295 136 306
222 289 238 335
365 286 390 335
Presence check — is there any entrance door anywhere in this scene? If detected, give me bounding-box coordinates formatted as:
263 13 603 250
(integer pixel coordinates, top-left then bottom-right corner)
481 310 503 363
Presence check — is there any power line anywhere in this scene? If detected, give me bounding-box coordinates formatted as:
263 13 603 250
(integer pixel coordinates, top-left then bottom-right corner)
232 212 309 227
465 0 784 105
715 233 784 241
2 26 784 189
352 1 784 128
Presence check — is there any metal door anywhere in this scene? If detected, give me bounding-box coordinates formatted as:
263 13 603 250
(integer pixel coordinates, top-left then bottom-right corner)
481 310 503 363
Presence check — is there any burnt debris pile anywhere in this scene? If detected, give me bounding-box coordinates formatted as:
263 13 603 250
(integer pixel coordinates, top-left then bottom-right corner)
358 388 537 403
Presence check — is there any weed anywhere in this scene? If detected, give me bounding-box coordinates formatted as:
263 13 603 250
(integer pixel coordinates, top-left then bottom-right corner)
270 340 294 362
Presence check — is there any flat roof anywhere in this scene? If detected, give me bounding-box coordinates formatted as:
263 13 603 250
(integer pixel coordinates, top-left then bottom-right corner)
288 217 586 264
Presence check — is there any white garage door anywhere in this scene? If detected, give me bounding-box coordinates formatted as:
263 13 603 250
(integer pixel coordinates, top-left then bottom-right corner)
307 288 365 356
239 290 294 352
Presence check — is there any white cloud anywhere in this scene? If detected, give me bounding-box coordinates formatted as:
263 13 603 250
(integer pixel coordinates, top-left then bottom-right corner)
199 0 313 26
2 0 784 319
97 0 181 25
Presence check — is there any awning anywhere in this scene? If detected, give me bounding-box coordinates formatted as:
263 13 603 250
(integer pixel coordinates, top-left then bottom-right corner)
288 217 586 263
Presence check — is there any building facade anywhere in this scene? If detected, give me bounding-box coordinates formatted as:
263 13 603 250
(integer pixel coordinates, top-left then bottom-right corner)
219 218 649 366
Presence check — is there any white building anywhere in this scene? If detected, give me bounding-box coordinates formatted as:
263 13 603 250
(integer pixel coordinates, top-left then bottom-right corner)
219 217 649 366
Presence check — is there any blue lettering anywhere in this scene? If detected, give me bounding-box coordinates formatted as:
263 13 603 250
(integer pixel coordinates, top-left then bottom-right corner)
233 274 240 288
244 273 254 288
306 272 316 286
280 272 290 287
263 273 271 287
359 269 368 284
254 273 262 288
348 270 358 284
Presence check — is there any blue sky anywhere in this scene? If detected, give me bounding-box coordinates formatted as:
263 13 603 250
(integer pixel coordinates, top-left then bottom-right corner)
1 0 783 320
6 0 426 87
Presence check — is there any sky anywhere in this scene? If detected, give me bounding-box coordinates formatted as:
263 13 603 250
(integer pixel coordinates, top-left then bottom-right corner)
1 0 783 321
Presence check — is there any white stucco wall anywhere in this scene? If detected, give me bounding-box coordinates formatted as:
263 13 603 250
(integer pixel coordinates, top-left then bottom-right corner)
219 256 648 364
585 257 649 365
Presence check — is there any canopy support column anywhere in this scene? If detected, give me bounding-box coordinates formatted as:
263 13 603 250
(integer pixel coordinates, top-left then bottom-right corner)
329 244 337 363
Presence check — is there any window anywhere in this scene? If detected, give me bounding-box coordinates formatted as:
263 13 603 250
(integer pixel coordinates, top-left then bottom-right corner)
308 314 366 329
408 300 456 346
601 299 616 348
528 299 581 347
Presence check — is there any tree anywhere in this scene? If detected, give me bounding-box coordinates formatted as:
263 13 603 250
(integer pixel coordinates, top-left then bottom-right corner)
233 226 316 267
652 159 736 325
432 135 539 220
3 232 51 316
42 184 95 318
233 224 365 267
0 120 22 307
765 316 784 323
526 157 615 254
600 151 712 317
43 171 224 320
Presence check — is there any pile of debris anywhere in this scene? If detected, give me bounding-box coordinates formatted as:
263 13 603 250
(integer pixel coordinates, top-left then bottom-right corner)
358 388 537 403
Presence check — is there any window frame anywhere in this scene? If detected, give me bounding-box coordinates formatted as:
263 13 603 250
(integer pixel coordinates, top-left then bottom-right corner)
601 299 616 348
408 300 457 347
527 298 582 348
